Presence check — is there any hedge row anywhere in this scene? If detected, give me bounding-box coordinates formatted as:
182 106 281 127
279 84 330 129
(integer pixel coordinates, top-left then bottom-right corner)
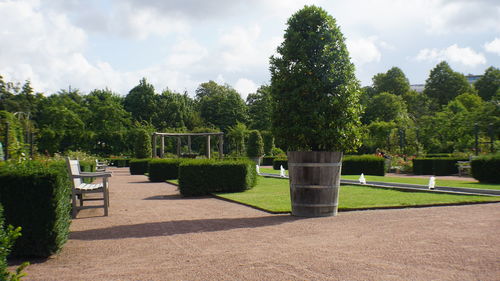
0 161 71 258
412 158 468 176
148 159 184 182
271 155 385 175
179 159 257 196
471 154 500 183
273 158 288 170
106 158 130 167
342 155 385 176
129 159 151 175
262 156 275 166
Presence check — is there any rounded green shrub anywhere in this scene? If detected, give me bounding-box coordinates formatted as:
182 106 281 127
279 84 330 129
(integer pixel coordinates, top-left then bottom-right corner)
129 159 151 175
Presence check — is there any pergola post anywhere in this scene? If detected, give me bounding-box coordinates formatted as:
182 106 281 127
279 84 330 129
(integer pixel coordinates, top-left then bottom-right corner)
160 135 165 158
206 135 211 159
177 137 181 157
152 133 157 158
218 134 224 159
188 136 192 154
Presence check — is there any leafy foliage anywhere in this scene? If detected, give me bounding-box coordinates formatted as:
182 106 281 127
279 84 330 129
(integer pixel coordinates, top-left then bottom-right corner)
474 66 500 101
471 154 500 183
134 129 152 159
342 155 385 176
178 159 257 196
0 161 71 257
196 81 248 132
148 159 183 182
424 61 472 106
372 67 410 96
270 5 362 151
246 130 264 157
246 85 272 131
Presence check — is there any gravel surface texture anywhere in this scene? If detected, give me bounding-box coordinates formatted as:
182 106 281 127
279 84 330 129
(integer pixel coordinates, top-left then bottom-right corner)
12 167 500 281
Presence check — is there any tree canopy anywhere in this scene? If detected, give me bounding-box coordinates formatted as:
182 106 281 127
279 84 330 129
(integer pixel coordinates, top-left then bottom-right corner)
424 61 472 106
474 66 500 101
372 67 410 96
269 5 362 151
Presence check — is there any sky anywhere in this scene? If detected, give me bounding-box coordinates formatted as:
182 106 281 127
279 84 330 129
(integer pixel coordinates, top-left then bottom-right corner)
1 0 499 99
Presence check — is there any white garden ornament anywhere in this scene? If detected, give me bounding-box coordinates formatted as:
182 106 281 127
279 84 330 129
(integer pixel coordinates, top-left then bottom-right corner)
428 176 436 189
256 165 260 174
359 173 366 184
280 165 286 177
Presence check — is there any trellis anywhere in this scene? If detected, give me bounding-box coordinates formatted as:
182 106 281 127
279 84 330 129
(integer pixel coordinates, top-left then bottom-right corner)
151 132 224 159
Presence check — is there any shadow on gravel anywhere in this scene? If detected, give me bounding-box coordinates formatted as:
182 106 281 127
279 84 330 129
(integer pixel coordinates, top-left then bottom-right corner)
143 194 209 200
70 215 299 240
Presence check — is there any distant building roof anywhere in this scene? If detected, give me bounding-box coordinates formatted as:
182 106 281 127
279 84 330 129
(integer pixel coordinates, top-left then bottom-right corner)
410 84 425 93
465 74 482 84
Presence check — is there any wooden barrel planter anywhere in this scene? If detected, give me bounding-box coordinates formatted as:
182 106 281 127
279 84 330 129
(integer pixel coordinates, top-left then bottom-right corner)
288 151 343 217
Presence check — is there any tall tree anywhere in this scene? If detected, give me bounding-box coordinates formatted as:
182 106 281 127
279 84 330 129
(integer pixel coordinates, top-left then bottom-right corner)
246 85 272 131
123 78 157 124
269 5 362 151
372 67 410 96
196 81 248 132
424 61 472 106
474 66 500 101
362 92 408 124
85 89 132 155
155 90 197 130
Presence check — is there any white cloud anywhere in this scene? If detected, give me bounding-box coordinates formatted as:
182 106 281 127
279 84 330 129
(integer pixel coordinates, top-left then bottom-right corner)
234 78 258 100
484 38 500 56
415 44 486 67
426 0 500 34
346 37 381 65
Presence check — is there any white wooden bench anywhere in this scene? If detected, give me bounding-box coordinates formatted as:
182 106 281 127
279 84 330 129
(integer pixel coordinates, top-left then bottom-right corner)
66 157 111 218
457 161 471 177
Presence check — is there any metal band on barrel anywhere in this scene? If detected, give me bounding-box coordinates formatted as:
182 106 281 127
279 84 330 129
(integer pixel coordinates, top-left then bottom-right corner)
288 162 342 167
292 185 337 189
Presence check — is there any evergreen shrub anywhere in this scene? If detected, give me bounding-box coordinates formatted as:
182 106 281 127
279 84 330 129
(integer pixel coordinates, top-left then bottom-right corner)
471 154 500 183
262 156 275 166
412 157 467 175
178 159 257 197
246 130 264 158
108 158 130 167
342 155 385 176
148 159 183 182
261 131 274 156
272 158 288 170
129 159 151 175
0 161 71 257
134 129 152 159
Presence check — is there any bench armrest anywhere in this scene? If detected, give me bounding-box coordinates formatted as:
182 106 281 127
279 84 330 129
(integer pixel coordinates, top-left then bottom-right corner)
73 173 111 178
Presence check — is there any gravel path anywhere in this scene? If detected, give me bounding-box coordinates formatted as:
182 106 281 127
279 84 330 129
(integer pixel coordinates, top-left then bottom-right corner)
13 167 500 281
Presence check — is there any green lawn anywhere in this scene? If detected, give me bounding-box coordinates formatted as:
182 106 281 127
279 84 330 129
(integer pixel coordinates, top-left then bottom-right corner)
259 167 500 190
215 176 499 213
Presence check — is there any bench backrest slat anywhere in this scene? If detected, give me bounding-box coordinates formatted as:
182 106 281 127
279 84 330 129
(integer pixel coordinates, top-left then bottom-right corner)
66 158 82 187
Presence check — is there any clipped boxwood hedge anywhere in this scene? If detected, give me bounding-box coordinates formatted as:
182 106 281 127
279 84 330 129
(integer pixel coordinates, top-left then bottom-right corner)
148 159 183 182
273 158 288 170
412 157 468 175
129 159 151 175
108 158 130 167
471 154 500 183
0 161 71 258
178 159 257 197
262 156 275 166
342 155 385 176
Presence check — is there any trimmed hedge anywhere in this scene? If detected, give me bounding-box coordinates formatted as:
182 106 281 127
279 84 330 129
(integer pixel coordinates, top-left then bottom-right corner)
148 159 183 182
342 155 385 176
0 161 71 258
178 159 257 197
424 153 452 158
129 159 151 175
108 158 130 167
413 158 468 176
272 158 288 170
262 156 275 166
471 154 500 183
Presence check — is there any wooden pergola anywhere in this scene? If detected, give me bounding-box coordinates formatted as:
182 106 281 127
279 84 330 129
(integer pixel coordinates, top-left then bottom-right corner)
152 132 224 159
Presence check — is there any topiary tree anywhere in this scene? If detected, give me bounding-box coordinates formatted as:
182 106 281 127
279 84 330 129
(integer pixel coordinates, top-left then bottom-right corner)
261 130 274 156
134 129 152 159
246 130 264 158
270 5 362 217
269 5 362 152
